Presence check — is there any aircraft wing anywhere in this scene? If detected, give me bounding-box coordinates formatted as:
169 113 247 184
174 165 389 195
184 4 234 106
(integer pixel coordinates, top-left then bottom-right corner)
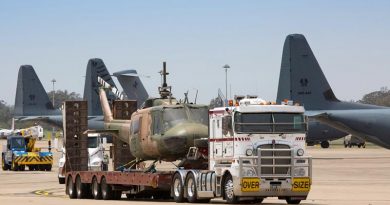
306 109 390 149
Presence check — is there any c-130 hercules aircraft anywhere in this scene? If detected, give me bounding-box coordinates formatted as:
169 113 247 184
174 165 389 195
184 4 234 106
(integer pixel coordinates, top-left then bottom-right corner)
99 62 209 163
277 34 390 149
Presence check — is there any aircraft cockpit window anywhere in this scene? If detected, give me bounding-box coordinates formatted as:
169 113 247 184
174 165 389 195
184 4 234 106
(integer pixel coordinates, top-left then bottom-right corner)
131 118 140 135
187 106 208 125
163 107 187 130
152 112 162 135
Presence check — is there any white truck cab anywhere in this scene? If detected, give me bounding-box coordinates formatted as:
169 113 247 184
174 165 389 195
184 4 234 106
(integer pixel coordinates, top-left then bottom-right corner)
58 133 109 184
172 98 312 204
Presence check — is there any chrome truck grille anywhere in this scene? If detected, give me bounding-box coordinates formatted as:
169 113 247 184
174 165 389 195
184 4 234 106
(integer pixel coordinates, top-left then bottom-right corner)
258 144 291 175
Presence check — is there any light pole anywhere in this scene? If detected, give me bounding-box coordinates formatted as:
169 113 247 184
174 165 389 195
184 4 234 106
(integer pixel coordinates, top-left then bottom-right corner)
223 64 230 105
51 79 56 107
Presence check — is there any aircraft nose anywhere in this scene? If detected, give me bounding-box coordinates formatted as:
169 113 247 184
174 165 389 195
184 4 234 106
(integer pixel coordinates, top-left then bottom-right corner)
162 123 208 154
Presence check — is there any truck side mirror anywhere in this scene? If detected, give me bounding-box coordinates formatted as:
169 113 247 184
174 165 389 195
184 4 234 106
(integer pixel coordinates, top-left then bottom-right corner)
102 137 107 146
7 144 11 149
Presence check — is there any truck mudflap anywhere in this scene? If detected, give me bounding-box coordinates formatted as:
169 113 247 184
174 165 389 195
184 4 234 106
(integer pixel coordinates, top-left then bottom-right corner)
14 155 53 165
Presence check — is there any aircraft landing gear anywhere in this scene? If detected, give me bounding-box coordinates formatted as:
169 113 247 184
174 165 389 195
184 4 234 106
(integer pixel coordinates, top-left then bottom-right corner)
320 141 330 148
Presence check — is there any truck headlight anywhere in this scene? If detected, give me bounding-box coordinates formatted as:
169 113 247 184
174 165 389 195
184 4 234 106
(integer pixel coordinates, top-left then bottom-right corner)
242 168 257 177
246 149 253 156
297 148 304 156
293 167 306 177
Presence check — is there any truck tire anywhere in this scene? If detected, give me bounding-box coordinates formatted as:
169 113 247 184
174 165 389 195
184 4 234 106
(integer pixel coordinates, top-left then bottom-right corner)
286 197 301 204
58 177 65 184
45 165 52 171
2 156 9 170
67 176 77 199
101 177 113 200
92 177 102 200
224 174 238 204
11 161 18 171
172 173 185 202
76 175 90 199
186 173 198 203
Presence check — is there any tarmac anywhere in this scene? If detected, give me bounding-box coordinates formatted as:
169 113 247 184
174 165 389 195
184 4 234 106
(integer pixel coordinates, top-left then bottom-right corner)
1 139 390 205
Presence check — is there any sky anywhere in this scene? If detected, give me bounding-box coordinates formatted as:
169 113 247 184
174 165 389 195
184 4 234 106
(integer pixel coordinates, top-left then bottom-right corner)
1 1 390 105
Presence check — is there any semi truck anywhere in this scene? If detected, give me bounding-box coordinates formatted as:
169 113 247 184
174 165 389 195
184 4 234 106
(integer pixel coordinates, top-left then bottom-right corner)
63 97 312 204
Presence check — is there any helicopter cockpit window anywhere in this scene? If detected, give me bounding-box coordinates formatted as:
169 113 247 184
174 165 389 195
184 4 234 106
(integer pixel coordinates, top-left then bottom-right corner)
187 106 208 125
163 107 187 130
131 118 140 135
152 112 162 135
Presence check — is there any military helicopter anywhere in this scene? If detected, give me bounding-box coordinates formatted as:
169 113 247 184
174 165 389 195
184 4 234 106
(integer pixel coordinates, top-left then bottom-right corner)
98 62 209 163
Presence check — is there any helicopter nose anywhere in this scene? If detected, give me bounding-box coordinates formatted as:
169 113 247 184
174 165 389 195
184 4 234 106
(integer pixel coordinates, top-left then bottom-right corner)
162 123 208 154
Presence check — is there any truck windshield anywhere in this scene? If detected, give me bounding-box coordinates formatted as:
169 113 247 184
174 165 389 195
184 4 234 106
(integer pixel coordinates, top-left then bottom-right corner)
11 138 26 149
88 137 98 148
234 112 306 133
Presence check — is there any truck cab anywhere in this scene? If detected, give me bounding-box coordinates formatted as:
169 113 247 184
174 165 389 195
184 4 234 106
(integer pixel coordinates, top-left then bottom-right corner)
2 135 27 170
58 133 109 184
172 98 312 204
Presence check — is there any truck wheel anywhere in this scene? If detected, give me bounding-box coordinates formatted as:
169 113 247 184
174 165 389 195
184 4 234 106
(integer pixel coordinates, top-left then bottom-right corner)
11 161 18 171
58 177 65 184
45 165 52 171
224 174 238 204
186 173 199 203
172 173 185 202
101 177 113 200
286 197 301 204
76 175 89 199
92 177 102 200
67 176 77 199
19 165 25 171
2 156 9 170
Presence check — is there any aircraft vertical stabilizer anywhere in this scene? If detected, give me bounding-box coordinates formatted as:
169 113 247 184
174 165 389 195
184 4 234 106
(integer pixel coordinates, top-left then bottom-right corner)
276 34 339 110
14 65 58 116
112 70 149 108
83 58 117 116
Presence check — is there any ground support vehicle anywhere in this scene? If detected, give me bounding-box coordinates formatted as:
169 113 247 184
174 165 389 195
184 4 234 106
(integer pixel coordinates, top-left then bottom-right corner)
2 134 53 171
344 135 366 148
64 98 312 204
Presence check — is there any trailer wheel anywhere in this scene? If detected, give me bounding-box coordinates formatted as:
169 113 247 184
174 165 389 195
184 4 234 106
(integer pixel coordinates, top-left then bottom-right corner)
101 177 113 200
67 176 77 199
224 174 238 204
172 173 185 202
286 197 301 204
186 173 199 203
92 177 102 200
76 175 90 199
